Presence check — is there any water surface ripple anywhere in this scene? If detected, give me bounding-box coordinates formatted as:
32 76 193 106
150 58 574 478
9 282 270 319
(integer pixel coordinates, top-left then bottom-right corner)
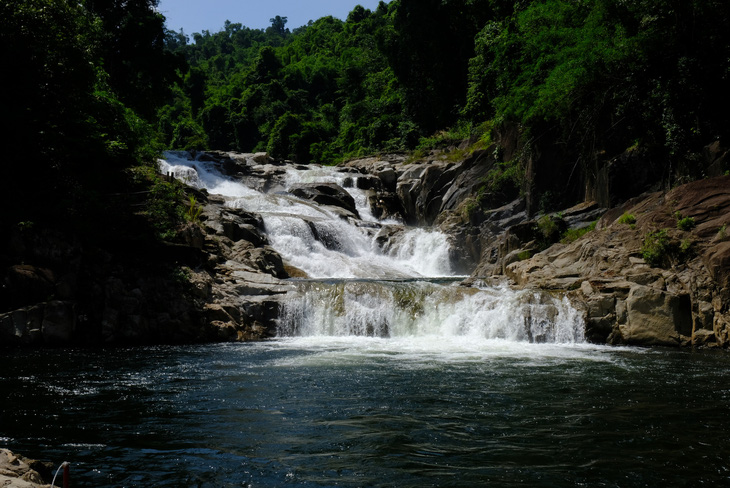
2 342 730 487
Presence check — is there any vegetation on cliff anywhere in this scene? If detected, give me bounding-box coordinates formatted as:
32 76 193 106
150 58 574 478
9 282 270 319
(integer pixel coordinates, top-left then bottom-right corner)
5 0 729 226
2 0 182 231
160 0 729 209
2 0 730 347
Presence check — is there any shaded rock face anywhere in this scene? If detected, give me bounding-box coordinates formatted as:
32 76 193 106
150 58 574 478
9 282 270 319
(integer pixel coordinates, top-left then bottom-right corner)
0 183 292 346
3 145 728 349
344 153 488 227
505 175 730 347
343 151 502 272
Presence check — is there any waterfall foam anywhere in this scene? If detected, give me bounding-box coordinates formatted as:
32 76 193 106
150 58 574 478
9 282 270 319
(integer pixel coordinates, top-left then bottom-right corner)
279 281 584 343
158 151 586 344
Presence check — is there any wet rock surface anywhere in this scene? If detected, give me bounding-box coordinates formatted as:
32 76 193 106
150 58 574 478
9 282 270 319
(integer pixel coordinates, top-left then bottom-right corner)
2 147 729 348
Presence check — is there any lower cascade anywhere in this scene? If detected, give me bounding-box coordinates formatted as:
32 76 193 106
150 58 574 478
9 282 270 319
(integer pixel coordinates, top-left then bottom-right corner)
280 280 584 343
159 151 586 344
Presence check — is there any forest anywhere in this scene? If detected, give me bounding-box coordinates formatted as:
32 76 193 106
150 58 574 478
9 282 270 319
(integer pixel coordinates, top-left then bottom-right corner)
4 0 730 229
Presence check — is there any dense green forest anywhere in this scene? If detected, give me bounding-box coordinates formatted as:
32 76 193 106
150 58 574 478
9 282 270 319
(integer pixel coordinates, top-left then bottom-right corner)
163 0 730 166
4 0 730 227
3 0 182 232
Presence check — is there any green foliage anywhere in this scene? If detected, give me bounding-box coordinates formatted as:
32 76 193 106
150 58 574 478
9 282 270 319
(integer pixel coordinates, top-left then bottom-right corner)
641 229 670 267
516 250 533 261
480 159 524 206
148 179 186 240
618 213 637 227
561 221 597 244
680 238 694 255
152 0 730 199
718 224 728 242
157 8 407 161
16 221 35 232
3 0 176 228
537 215 559 241
459 197 482 223
187 195 203 223
640 228 693 268
675 213 696 231
171 266 192 286
132 166 186 240
157 2 505 163
464 0 730 201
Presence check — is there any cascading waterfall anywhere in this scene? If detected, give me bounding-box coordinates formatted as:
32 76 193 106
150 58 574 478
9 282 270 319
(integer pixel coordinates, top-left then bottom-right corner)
159 151 585 344
279 280 584 343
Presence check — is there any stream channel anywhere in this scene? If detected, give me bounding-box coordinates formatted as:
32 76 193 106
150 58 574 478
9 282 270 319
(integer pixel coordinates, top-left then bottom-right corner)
2 152 729 487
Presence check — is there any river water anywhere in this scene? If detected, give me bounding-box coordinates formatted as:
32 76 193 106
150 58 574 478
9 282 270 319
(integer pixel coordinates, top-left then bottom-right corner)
2 343 730 487
2 153 729 486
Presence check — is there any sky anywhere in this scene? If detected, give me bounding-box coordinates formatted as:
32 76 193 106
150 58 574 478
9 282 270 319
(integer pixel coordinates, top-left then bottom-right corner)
158 0 390 35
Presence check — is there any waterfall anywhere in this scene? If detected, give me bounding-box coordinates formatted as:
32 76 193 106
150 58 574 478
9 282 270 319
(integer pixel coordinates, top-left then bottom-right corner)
159 151 586 344
279 281 584 343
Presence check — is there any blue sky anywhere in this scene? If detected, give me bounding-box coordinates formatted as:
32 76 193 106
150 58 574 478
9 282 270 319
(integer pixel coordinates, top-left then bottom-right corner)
158 0 390 35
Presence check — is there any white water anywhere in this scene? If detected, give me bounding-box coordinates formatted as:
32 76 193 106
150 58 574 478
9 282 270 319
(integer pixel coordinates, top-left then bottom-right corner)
159 151 452 279
159 151 586 344
279 281 584 343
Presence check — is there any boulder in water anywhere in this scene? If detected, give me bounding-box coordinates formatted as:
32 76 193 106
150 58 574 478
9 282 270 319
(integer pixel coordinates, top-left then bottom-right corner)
289 182 360 219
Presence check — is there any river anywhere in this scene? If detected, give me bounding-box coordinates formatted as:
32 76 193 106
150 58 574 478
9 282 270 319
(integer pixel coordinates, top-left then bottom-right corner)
2 343 730 487
1 152 728 486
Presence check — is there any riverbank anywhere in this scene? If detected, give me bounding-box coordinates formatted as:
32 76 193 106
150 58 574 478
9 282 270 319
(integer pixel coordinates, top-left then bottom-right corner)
0 448 53 487
1 149 729 348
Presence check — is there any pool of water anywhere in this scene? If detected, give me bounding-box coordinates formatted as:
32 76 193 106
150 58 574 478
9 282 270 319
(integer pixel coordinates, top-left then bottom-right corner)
2 339 730 487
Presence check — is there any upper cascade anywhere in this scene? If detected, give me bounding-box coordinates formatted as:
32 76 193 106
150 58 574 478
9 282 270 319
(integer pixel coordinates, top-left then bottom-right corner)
159 151 454 280
159 151 586 344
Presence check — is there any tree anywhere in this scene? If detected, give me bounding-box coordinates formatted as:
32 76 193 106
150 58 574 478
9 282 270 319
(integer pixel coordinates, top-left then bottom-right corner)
268 15 289 36
1 0 176 225
85 0 182 118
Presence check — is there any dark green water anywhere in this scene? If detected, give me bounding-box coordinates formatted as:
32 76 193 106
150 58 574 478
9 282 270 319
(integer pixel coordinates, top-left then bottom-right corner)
1 338 729 487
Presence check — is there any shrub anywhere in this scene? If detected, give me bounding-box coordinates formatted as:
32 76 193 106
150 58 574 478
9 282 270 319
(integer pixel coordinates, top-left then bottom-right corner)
534 214 567 251
171 266 192 286
676 216 696 231
186 195 203 223
517 250 532 261
481 159 524 205
641 229 671 267
675 213 696 231
148 179 185 240
718 224 728 241
679 238 694 256
460 196 481 222
618 213 636 226
561 221 597 244
537 214 559 240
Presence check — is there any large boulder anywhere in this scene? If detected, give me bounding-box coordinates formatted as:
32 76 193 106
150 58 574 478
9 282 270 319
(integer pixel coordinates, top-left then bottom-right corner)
0 449 52 488
618 285 693 346
289 182 359 219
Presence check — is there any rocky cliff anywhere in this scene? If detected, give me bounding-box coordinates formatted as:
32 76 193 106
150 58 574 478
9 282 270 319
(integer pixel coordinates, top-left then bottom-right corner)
506 176 730 347
338 152 730 347
2 148 728 348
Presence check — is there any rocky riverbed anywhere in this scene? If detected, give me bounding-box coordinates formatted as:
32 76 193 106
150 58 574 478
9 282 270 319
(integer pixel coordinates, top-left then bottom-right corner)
1 149 729 348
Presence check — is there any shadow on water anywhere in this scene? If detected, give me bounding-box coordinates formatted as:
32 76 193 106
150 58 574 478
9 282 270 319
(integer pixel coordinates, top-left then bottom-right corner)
2 344 730 487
